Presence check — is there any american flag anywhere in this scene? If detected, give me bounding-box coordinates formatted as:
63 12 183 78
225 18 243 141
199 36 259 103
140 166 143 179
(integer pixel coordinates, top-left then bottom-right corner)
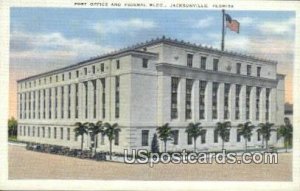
225 13 240 33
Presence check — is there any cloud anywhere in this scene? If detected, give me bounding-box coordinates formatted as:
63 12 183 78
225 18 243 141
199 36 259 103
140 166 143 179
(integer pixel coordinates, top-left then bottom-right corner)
194 17 214 29
92 18 156 35
10 31 114 73
258 17 295 35
236 17 254 25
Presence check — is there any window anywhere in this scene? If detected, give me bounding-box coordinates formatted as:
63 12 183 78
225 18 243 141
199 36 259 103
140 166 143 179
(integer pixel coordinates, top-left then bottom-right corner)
266 88 271 121
141 130 149 146
186 79 193 119
187 133 193 145
235 84 241 120
171 77 179 119
172 130 179 145
213 59 219 71
68 85 71 119
50 77 52 83
201 130 206 144
212 82 219 119
101 78 106 118
56 75 58 82
199 80 207 119
101 133 105 145
114 131 119 145
76 70 79 77
20 126 22 136
61 86 64 118
257 67 261 77
237 130 242 142
48 127 51 138
101 63 104 72
224 83 230 119
257 131 261 141
37 127 40 137
142 58 148 68
67 128 70 141
256 87 261 120
84 68 87 75
69 72 71 79
187 53 193 67
246 86 252 120
75 84 79 118
28 126 30 136
247 65 251 76
115 76 120 118
60 127 63 140
55 87 58 119
49 89 52 119
32 126 35 136
54 127 57 139
24 126 26 136
200 56 206 70
84 82 88 118
42 127 45 138
92 81 97 119
116 60 120 69
92 65 96 74
62 74 64 81
236 63 241 74
214 129 218 143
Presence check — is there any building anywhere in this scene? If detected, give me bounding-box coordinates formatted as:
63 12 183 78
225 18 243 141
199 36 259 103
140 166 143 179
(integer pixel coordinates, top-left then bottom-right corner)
16 36 285 152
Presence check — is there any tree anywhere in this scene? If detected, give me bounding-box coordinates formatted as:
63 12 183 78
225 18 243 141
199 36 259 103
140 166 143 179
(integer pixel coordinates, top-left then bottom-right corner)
257 122 275 150
103 122 120 160
277 117 293 152
151 133 160 153
215 121 231 150
237 122 255 152
185 122 206 152
74 122 88 151
88 121 103 155
8 117 18 137
156 123 173 153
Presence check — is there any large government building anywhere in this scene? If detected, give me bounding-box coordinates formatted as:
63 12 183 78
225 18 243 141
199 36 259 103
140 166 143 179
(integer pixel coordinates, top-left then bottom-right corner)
17 36 285 152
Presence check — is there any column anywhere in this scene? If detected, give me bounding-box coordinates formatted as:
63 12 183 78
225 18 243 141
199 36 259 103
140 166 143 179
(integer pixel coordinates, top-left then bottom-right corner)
78 82 84 120
205 81 212 121
250 86 256 122
178 78 186 121
63 85 68 119
229 84 236 122
269 88 277 123
106 77 112 121
192 80 199 121
240 85 247 122
217 83 224 121
260 88 266 122
96 79 102 120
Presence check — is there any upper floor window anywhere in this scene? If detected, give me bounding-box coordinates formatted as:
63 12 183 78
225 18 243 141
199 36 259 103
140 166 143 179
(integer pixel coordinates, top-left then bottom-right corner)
62 74 64 81
101 63 104 72
213 58 219 71
84 68 87 75
200 56 206 70
142 58 148 68
236 63 241 74
257 66 261 77
116 60 120 69
187 53 193 68
92 65 96 74
76 70 79 77
69 72 71 79
141 130 149 146
50 77 52 83
247 65 251 76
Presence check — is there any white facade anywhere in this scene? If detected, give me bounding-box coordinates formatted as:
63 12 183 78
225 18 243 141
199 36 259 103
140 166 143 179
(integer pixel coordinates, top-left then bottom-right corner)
16 37 285 152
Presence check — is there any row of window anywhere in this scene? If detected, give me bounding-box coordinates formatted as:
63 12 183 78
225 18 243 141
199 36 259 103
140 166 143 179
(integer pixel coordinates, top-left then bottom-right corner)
141 129 270 146
19 77 119 120
186 54 262 77
171 77 271 121
20 58 149 90
18 126 120 146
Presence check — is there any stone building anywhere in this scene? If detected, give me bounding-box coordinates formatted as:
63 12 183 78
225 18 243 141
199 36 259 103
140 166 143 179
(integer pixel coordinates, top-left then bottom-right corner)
17 37 285 152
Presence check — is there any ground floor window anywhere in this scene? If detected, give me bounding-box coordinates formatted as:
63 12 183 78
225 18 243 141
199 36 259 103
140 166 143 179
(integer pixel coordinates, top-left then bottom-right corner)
114 131 119 145
187 133 192 145
172 130 179 145
141 130 149 146
201 130 206 144
214 129 218 143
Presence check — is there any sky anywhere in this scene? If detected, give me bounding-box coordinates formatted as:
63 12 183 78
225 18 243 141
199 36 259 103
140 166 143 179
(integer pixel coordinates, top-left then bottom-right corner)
9 8 295 118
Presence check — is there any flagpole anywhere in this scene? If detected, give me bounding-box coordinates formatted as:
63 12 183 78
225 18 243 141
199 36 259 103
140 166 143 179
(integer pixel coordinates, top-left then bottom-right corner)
221 9 225 51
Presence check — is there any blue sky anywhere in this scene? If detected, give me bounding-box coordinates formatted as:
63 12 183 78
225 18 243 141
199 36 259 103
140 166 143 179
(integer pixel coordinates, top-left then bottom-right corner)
9 8 295 117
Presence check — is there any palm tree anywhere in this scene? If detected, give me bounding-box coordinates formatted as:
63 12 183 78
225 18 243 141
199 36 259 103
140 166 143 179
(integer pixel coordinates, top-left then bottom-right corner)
88 121 103 155
185 122 206 152
257 122 275 150
156 123 173 152
74 122 89 151
237 122 255 152
277 117 293 152
103 122 120 160
215 121 231 150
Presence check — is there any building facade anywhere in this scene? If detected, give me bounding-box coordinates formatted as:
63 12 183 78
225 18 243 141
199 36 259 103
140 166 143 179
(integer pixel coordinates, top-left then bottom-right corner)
17 37 285 152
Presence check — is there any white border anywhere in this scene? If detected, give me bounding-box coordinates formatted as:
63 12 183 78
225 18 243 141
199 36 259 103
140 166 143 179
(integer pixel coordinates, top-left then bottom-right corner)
0 0 299 190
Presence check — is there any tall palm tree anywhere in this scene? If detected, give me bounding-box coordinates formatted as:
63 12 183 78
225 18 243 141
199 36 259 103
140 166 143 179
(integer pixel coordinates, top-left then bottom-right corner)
185 122 206 152
103 122 120 160
74 122 89 151
257 122 275 150
88 121 103 155
237 122 255 152
277 117 293 152
215 121 231 150
156 123 173 152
